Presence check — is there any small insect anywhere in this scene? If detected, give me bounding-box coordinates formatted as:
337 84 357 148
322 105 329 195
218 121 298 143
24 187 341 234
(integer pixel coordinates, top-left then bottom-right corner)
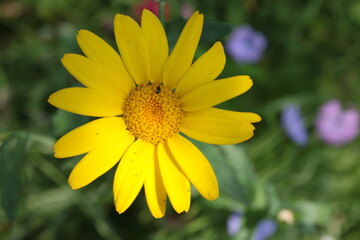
156 86 161 94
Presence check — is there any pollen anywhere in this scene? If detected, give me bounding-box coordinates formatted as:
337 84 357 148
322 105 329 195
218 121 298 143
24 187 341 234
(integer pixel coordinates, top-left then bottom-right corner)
122 84 184 144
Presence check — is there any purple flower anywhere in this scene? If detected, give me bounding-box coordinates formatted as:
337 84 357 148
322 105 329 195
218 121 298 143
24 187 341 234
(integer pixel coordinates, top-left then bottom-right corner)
253 219 277 240
226 25 267 64
281 104 308 146
227 212 242 236
315 100 359 146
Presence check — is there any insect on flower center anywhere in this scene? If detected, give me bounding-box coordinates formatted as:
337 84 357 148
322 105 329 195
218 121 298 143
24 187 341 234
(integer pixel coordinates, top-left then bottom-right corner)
122 84 184 144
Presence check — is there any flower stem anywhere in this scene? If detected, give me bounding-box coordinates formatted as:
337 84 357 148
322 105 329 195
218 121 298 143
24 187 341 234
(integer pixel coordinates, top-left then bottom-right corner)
157 0 165 25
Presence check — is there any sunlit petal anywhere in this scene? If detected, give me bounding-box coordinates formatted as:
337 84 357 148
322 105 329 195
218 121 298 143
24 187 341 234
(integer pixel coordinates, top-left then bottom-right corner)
61 54 129 97
158 142 191 213
180 76 253 112
176 42 225 97
144 148 166 218
181 114 255 145
48 87 124 117
186 107 261 123
113 140 153 214
114 14 150 85
141 9 168 84
69 134 133 189
162 11 203 89
54 117 133 158
76 30 134 94
167 135 219 200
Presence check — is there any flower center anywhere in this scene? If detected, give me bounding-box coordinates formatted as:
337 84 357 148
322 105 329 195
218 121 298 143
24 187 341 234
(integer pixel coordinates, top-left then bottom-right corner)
122 84 184 144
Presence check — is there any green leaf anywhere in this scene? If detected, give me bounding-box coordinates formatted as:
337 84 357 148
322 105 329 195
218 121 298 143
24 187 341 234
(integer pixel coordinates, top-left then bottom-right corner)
294 201 331 226
165 18 234 50
165 17 186 50
0 134 27 222
190 140 257 208
200 19 233 44
51 109 91 136
219 145 256 190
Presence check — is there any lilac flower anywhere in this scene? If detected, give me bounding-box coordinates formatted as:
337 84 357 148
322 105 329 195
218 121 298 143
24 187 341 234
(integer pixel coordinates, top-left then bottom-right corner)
226 25 267 64
227 212 243 236
315 100 359 146
253 219 277 240
281 104 308 146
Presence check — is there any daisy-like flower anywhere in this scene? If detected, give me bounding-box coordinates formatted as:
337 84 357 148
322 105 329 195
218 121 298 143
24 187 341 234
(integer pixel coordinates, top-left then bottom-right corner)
48 10 261 218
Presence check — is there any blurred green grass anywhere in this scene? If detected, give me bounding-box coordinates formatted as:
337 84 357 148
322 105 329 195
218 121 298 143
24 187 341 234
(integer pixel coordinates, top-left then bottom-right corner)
1 0 360 239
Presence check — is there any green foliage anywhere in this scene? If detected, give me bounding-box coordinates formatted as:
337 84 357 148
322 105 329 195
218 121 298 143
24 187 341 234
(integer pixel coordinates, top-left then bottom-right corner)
1 0 359 239
0 135 27 222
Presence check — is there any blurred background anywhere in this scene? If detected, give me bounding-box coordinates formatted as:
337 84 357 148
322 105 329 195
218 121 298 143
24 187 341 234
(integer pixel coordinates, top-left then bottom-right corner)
1 0 360 239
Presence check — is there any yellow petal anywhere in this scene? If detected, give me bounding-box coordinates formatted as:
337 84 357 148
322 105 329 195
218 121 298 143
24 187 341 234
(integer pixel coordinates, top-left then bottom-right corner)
167 134 218 200
176 42 225 97
113 140 153 214
162 11 203 89
157 143 191 214
141 9 168 84
54 117 132 158
144 150 166 218
69 134 133 189
181 114 255 145
76 30 134 94
48 87 124 117
61 54 128 97
185 107 262 123
180 75 253 112
114 14 150 85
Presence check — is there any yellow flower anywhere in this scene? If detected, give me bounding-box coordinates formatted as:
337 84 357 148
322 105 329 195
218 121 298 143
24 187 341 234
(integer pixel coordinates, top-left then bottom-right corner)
48 10 261 218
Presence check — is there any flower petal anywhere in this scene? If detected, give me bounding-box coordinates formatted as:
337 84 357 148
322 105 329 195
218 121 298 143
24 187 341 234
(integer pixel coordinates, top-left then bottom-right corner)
144 150 166 218
186 107 262 123
162 11 203 89
61 54 128 97
114 14 150 85
167 134 218 200
180 75 253 112
68 133 133 189
141 9 168 84
176 42 225 97
48 87 124 117
157 143 191 214
113 140 153 214
76 30 134 94
54 117 132 158
181 114 255 145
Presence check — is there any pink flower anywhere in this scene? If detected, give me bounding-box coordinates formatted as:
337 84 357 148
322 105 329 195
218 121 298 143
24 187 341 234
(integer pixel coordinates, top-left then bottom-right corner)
133 0 170 21
181 2 194 19
315 100 359 146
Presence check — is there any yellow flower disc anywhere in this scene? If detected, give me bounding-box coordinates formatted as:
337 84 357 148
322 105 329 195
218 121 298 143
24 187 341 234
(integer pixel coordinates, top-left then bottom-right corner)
123 84 183 144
